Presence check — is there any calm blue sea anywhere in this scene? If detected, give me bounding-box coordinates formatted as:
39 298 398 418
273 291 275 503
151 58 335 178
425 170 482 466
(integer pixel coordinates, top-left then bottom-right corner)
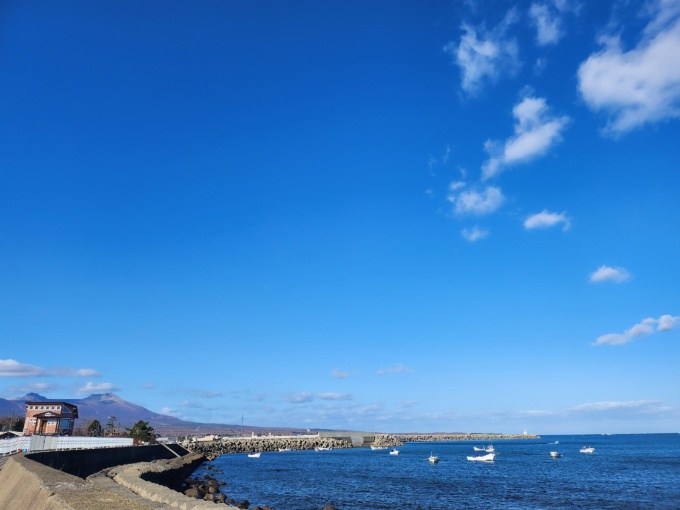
192 434 680 509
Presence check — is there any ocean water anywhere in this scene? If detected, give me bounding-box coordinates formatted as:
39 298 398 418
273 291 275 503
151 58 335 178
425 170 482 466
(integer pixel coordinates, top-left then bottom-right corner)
192 434 680 509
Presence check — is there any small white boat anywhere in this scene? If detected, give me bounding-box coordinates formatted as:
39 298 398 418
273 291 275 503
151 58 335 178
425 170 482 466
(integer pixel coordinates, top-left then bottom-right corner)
428 453 439 464
247 452 261 458
278 448 292 452
467 453 495 462
553 441 560 444
550 451 562 458
473 445 495 453
370 445 387 450
579 446 595 454
389 448 399 455
315 446 331 451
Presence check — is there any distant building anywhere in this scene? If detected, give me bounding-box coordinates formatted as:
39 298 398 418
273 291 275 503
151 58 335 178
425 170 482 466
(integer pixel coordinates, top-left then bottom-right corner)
23 401 79 436
0 431 23 439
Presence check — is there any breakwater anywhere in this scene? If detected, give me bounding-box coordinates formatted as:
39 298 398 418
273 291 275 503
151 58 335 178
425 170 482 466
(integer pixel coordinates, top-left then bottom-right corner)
188 436 351 459
394 432 540 442
187 432 540 458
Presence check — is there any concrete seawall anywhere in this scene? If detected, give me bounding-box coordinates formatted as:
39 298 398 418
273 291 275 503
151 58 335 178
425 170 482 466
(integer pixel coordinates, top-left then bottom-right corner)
0 445 238 510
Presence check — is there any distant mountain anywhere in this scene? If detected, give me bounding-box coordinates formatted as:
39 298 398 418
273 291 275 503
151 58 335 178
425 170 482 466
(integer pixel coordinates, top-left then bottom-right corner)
0 393 298 436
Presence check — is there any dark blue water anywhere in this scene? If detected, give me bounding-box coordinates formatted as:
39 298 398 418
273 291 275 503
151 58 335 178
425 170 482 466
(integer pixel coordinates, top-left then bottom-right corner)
192 434 680 509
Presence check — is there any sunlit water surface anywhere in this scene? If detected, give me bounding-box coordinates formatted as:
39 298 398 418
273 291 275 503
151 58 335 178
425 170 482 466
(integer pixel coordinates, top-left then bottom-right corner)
192 434 680 509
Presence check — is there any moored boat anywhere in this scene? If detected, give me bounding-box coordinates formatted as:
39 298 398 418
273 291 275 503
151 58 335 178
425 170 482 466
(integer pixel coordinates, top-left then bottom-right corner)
550 451 562 458
473 445 494 453
428 453 439 464
389 448 399 455
467 453 495 462
247 452 261 458
579 446 595 454
370 445 387 450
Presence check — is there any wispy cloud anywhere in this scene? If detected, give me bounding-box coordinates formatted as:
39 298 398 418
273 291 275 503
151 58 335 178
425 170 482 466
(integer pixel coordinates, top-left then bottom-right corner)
482 95 570 180
444 9 520 96
377 363 414 375
6 382 61 396
398 400 418 410
529 3 563 45
331 368 359 379
190 390 222 399
74 381 122 395
524 210 571 230
180 400 205 409
318 393 354 401
529 0 579 46
0 359 100 378
594 314 680 346
567 400 664 414
284 392 314 404
160 406 184 418
589 265 631 283
448 185 505 216
577 0 680 135
461 225 489 242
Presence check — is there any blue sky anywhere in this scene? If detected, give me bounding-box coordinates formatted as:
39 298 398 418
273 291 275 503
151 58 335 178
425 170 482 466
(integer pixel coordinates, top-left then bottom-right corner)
1 0 679 435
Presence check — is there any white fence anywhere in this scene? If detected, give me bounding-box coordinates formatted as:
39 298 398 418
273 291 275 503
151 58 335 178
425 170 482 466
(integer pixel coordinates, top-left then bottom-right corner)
1 435 133 456
0 436 30 456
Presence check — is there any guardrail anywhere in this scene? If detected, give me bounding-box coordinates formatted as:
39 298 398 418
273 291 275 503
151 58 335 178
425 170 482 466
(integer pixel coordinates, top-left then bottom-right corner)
1 435 133 456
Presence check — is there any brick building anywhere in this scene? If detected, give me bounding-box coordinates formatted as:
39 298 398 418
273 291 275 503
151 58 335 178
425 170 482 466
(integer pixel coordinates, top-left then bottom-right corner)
23 401 79 436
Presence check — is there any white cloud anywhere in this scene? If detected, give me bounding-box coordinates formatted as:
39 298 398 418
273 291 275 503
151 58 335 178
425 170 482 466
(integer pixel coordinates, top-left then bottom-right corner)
190 390 222 398
658 314 680 331
577 0 680 135
0 359 100 378
0 359 49 377
449 180 466 192
398 400 418 410
444 10 520 96
524 210 571 230
461 225 489 242
318 393 354 401
331 368 358 379
73 368 101 377
529 3 563 45
594 314 680 346
377 363 414 375
529 0 580 46
589 265 631 283
74 381 122 395
180 400 205 409
6 382 60 395
160 406 183 418
568 400 662 414
284 392 314 404
482 96 570 180
449 185 505 216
